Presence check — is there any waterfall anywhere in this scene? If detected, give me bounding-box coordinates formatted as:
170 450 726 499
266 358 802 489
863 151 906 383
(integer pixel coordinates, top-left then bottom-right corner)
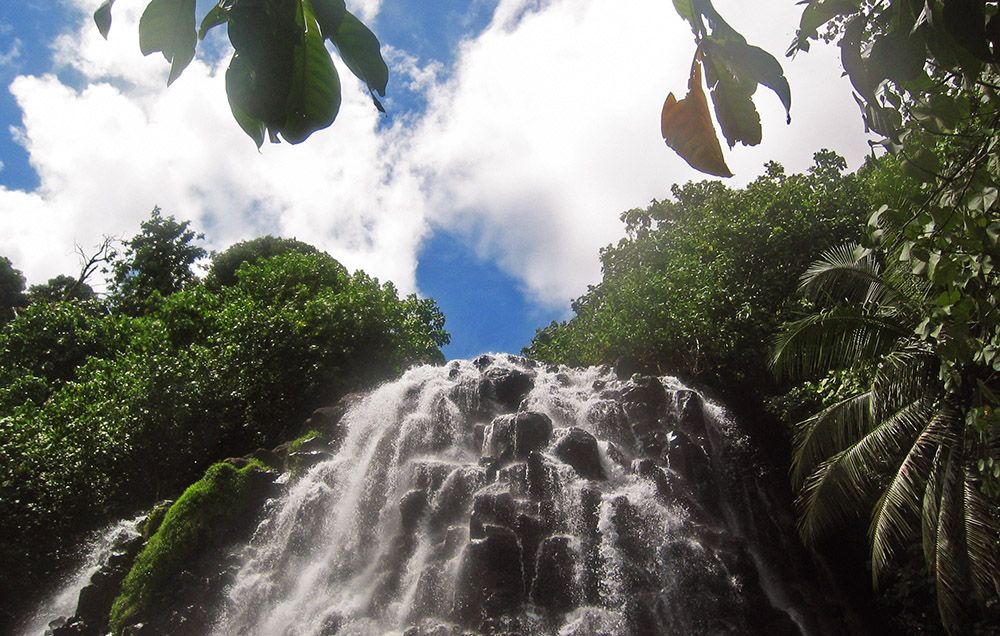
22 515 145 636
32 355 860 635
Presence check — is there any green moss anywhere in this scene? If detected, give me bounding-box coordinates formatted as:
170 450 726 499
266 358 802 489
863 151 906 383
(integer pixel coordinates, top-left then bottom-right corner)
141 500 173 539
108 460 267 634
288 429 322 453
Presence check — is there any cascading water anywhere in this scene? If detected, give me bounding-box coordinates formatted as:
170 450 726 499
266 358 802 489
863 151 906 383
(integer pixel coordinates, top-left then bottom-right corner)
23 515 145 636
32 355 863 635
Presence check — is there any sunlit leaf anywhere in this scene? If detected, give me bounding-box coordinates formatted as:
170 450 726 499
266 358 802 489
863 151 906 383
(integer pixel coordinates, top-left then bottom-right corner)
281 0 342 144
138 0 198 85
94 0 116 40
225 54 266 149
330 10 389 105
199 1 233 41
311 0 347 38
703 40 762 148
660 54 732 178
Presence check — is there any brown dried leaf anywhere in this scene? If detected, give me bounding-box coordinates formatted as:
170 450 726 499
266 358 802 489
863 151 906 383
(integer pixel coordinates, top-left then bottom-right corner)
661 55 733 178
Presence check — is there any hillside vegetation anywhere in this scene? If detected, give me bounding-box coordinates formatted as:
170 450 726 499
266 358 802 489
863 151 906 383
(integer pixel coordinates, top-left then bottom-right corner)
0 214 449 623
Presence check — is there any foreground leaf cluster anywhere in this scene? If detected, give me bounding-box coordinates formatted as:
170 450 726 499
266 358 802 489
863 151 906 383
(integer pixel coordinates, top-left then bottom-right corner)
95 0 388 147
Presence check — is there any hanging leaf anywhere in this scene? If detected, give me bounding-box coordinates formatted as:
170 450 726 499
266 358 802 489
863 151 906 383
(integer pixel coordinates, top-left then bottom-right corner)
138 0 198 85
94 0 116 39
671 0 702 34
703 40 762 148
227 0 298 130
311 0 347 38
661 53 732 178
280 0 342 144
199 0 234 41
942 0 993 62
330 10 389 110
870 26 927 85
789 0 860 55
225 54 266 149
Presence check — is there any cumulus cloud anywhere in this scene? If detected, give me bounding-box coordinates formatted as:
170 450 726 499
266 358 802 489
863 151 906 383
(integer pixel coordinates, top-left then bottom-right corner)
406 0 871 307
1 0 424 290
0 0 870 312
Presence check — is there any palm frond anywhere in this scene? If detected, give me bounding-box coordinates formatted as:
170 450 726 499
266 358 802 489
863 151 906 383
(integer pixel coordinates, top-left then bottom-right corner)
799 242 923 316
923 446 944 573
771 308 910 380
871 346 938 419
797 397 932 545
791 391 873 488
963 472 1000 603
935 442 972 635
870 405 952 588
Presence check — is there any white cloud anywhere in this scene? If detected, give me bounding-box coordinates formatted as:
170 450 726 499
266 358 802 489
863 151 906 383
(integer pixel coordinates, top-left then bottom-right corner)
0 37 21 68
404 0 871 307
1 0 424 290
0 0 870 314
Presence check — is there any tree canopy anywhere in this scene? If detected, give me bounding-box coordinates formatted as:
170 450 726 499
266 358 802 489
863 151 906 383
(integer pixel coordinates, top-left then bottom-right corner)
0 256 27 324
0 217 449 621
525 152 895 390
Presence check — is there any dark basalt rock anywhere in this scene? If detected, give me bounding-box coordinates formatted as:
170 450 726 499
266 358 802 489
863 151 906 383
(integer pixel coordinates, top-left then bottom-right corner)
484 367 535 411
303 393 363 448
665 429 712 485
470 490 516 539
513 412 552 458
482 412 552 461
531 536 577 613
472 354 494 371
453 525 524 624
551 427 606 480
400 489 430 532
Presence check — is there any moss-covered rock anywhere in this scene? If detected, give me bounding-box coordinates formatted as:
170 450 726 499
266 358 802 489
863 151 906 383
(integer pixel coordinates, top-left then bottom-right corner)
288 429 322 453
108 460 273 634
141 500 173 540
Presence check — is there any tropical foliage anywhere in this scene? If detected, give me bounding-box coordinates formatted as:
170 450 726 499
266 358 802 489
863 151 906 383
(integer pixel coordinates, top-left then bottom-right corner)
764 1 1000 632
93 0 389 147
525 152 893 392
0 210 449 622
772 243 999 633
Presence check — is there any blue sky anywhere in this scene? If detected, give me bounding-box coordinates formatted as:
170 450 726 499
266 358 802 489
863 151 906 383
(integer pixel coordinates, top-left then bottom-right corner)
0 0 870 360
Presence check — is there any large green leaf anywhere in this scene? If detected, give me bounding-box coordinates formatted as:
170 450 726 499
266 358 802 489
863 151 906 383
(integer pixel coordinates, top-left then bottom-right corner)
280 0 342 144
225 55 266 149
226 0 297 129
311 0 347 38
789 0 859 54
138 0 198 85
94 0 116 40
722 40 791 122
199 0 234 41
330 10 388 108
943 0 993 61
702 40 762 148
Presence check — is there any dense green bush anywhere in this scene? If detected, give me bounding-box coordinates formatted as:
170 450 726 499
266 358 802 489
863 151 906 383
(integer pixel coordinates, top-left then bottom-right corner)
0 227 448 621
526 152 902 393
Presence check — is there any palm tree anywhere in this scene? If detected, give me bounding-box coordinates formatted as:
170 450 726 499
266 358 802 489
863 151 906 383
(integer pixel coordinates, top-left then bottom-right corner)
772 242 1000 633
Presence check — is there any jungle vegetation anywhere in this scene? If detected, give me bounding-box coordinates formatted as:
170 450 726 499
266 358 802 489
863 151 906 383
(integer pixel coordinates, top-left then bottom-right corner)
0 210 449 623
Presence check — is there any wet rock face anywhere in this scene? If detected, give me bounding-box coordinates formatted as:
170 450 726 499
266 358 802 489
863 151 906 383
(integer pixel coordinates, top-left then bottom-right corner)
45 357 861 636
551 427 606 480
